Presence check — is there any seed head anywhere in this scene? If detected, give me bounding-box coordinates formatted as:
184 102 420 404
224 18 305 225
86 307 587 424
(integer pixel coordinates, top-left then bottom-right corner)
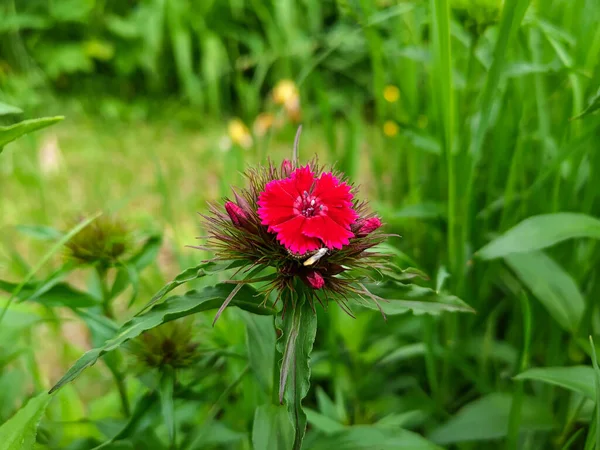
65 216 130 267
129 318 201 370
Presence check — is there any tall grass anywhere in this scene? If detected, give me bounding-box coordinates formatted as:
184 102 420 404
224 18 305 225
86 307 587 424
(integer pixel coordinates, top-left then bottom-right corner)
1 0 600 449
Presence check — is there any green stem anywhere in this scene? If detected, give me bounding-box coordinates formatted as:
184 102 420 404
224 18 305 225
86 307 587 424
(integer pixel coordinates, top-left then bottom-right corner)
108 362 131 417
96 265 130 417
276 287 318 450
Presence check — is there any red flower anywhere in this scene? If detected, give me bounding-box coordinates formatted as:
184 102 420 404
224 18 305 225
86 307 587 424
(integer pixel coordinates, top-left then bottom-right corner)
257 165 358 254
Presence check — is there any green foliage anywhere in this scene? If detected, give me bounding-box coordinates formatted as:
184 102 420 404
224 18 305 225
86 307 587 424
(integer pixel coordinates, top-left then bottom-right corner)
50 283 276 393
516 366 596 399
276 292 318 450
1 0 600 448
0 392 54 450
0 116 63 154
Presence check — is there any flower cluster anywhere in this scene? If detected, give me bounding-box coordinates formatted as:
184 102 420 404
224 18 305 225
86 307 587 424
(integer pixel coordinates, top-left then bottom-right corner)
199 132 388 315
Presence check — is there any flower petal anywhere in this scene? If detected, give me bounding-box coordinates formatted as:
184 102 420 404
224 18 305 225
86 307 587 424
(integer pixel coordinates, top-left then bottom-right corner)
273 215 321 254
302 215 354 250
290 165 315 196
313 172 354 206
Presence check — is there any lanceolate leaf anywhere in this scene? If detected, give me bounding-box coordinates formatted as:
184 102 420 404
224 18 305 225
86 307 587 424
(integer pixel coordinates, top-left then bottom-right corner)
307 425 443 450
477 213 600 260
243 313 276 393
0 279 98 308
135 261 242 315
505 251 584 333
50 283 275 393
0 102 23 116
129 234 163 270
428 393 554 444
0 116 64 153
359 281 474 315
252 404 294 450
0 392 54 450
572 86 600 120
515 366 596 399
276 294 318 450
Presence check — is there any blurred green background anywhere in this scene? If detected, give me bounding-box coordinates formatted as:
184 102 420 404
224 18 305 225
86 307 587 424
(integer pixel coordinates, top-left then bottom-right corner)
2 0 600 448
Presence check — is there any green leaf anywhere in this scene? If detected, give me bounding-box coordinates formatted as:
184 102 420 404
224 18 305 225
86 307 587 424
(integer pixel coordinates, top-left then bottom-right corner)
360 281 475 315
515 366 595 399
0 117 64 154
572 87 600 120
477 213 600 260
128 234 162 270
276 294 318 450
0 102 23 116
93 393 159 449
589 337 600 449
505 251 584 333
428 393 554 444
0 276 97 308
29 283 99 308
15 225 64 241
307 425 443 450
50 283 275 393
243 313 275 393
0 392 54 450
305 408 345 434
135 261 240 315
252 404 294 450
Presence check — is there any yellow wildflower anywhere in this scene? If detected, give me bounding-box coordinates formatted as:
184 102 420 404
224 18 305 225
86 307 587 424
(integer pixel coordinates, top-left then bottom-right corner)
272 80 299 106
228 118 253 149
383 120 399 137
383 85 400 103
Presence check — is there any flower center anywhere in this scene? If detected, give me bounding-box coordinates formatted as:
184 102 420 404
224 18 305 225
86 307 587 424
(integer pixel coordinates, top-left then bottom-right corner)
294 191 325 218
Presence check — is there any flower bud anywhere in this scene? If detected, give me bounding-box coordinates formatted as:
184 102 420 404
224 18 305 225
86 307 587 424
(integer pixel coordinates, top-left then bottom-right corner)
225 201 249 228
232 188 252 216
281 159 293 177
354 217 382 236
305 270 325 290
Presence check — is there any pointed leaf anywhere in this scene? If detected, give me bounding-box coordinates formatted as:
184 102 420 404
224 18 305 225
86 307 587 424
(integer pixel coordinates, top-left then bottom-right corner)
428 393 554 444
505 251 584 333
360 281 474 315
0 116 64 153
308 425 443 450
276 296 318 450
572 86 600 120
243 313 276 393
128 234 162 270
252 404 294 450
0 392 54 450
15 225 63 241
136 261 241 315
515 366 595 399
305 408 345 434
0 279 98 308
477 213 600 260
0 102 23 116
50 283 275 393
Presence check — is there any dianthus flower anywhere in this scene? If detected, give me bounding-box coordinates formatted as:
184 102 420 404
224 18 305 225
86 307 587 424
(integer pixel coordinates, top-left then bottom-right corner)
199 128 387 317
